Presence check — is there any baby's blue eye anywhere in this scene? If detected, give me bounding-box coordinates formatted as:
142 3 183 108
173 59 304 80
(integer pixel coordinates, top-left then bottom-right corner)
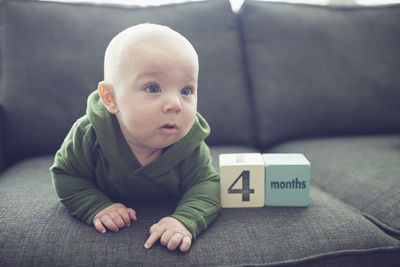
146 84 161 93
180 87 193 96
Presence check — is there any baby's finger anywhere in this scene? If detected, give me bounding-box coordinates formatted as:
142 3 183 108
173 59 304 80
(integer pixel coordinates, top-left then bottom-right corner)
179 236 192 252
167 233 183 251
127 208 137 221
144 232 161 249
145 224 166 250
109 211 125 229
149 222 160 233
94 218 107 234
101 214 119 232
160 231 174 246
117 208 131 226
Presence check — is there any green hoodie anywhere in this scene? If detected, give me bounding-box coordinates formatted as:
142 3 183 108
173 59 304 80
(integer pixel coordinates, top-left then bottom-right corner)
50 91 220 238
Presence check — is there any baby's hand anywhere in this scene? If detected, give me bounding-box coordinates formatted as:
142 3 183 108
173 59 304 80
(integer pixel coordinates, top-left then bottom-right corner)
93 203 137 234
144 217 192 252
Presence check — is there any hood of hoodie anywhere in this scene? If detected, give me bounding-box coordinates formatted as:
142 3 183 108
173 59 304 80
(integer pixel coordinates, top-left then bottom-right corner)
86 90 210 176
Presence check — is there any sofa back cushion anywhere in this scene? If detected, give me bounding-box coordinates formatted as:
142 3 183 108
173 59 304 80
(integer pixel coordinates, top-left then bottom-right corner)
240 1 400 148
1 0 253 166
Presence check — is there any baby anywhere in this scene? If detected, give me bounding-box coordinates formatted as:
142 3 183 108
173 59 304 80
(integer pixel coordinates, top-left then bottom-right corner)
50 24 220 252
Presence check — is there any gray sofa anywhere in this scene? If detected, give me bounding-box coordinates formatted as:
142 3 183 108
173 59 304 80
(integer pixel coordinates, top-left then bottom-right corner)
1 0 399 266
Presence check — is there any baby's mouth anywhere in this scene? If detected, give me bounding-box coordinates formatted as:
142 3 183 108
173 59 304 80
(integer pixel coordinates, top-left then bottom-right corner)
161 123 178 135
162 123 177 129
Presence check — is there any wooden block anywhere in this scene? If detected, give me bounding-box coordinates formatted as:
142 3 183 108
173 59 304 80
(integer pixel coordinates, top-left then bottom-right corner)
219 153 265 208
263 153 310 207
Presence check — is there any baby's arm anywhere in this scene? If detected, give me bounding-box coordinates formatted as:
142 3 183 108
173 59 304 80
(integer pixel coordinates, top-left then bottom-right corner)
144 217 192 252
171 142 220 238
93 203 137 233
51 119 117 226
144 142 220 252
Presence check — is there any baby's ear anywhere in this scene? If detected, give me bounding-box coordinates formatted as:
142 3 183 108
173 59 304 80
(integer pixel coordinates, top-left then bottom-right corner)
98 81 119 114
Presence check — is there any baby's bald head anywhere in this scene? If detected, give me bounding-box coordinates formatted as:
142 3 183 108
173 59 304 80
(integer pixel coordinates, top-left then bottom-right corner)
98 24 199 154
103 24 199 87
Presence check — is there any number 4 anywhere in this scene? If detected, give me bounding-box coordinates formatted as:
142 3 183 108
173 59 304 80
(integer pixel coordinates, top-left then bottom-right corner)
228 170 255 201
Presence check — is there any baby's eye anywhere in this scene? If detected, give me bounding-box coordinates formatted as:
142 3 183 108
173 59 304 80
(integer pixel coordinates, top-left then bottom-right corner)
145 84 161 93
180 87 193 96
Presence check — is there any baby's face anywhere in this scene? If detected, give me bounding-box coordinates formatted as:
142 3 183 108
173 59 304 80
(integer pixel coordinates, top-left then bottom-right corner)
111 30 198 151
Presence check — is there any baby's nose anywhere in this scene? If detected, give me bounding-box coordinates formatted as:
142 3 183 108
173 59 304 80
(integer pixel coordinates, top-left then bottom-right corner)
162 95 182 114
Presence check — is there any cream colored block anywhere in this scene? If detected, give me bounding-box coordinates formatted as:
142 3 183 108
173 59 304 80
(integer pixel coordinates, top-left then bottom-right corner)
219 153 265 208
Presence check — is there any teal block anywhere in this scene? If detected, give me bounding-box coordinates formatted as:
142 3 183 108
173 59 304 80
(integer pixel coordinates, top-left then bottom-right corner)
263 154 310 207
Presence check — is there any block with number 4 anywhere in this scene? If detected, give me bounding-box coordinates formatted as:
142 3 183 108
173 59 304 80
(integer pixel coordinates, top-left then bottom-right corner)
219 153 265 208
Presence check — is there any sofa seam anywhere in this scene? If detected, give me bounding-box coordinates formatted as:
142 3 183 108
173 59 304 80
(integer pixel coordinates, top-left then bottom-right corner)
224 246 400 267
246 0 400 11
15 0 226 12
234 11 262 149
311 182 400 240
359 210 400 240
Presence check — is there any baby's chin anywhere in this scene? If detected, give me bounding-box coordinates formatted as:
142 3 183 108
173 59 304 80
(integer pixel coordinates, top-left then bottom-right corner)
158 138 183 150
151 135 186 150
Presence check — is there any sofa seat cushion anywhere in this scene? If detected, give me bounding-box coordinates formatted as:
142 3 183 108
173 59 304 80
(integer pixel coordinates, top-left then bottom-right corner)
268 134 400 239
1 156 399 266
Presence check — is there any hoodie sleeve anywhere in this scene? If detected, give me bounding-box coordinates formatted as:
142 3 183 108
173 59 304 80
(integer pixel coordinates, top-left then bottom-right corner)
170 142 221 239
50 117 114 225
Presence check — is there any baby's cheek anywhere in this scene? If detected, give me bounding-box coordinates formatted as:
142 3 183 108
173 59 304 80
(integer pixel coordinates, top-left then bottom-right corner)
184 112 196 132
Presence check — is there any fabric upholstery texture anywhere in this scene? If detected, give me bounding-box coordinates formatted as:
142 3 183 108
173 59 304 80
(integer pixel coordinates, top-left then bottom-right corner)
1 0 252 166
269 134 400 238
1 0 399 266
1 156 399 267
239 1 400 148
